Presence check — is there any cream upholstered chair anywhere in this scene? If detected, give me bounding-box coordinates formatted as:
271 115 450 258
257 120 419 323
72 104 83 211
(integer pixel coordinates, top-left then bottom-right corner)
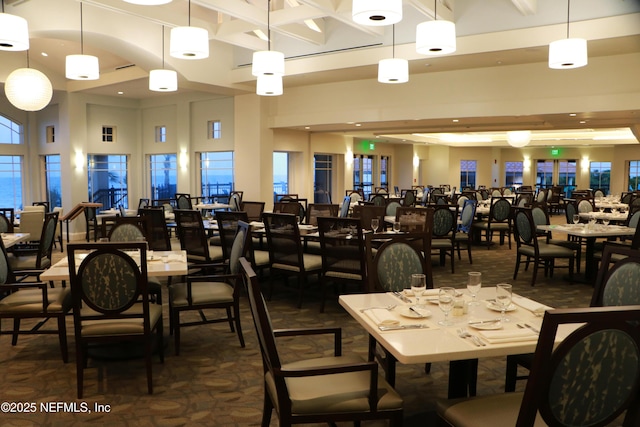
16 206 45 244
240 258 404 427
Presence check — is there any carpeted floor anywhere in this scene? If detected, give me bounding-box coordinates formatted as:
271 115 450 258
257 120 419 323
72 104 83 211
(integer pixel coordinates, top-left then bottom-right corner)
0 220 599 426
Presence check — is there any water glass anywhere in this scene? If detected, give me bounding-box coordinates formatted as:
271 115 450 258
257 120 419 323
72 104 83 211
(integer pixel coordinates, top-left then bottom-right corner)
572 214 580 224
410 274 426 304
371 218 379 233
467 272 482 305
603 218 610 226
438 287 456 326
393 221 401 233
496 283 513 322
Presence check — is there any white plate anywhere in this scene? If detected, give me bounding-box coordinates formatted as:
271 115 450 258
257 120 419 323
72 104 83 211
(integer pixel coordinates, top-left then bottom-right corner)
398 306 431 318
468 321 503 330
486 302 517 312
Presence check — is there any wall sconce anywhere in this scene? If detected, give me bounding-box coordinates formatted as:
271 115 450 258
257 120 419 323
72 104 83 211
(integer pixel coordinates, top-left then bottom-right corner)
523 157 531 170
75 150 84 171
179 150 188 170
345 148 353 167
413 154 420 168
581 157 589 170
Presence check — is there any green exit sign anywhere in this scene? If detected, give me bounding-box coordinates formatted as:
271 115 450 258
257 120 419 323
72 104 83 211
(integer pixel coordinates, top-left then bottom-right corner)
551 148 560 156
360 140 375 151
369 143 375 150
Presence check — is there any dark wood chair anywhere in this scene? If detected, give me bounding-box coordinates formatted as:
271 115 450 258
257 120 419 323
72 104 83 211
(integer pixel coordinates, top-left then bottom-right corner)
174 209 224 264
240 201 265 222
352 204 385 231
84 205 99 242
215 211 249 260
455 199 477 264
175 193 193 210
9 212 59 272
139 207 172 251
0 212 13 233
306 203 339 226
472 196 512 249
431 204 457 273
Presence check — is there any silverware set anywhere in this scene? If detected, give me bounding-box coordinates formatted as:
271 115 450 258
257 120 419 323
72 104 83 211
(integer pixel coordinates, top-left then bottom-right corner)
457 328 486 347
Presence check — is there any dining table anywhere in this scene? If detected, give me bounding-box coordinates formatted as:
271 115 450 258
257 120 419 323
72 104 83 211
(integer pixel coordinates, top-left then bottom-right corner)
340 288 576 398
1 232 31 248
578 211 628 224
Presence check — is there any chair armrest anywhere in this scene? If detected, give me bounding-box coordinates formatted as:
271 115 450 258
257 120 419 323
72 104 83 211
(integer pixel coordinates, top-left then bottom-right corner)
0 281 49 311
275 327 342 356
13 269 47 283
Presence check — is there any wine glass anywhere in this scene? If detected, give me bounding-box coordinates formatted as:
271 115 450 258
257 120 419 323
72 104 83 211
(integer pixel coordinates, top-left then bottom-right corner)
371 218 379 233
496 283 513 322
603 218 610 226
467 272 482 305
572 214 580 224
410 274 426 304
438 287 456 326
393 221 401 233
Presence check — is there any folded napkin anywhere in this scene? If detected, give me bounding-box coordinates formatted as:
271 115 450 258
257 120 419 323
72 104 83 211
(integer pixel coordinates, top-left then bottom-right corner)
512 295 551 316
423 289 440 296
478 329 537 344
363 309 400 327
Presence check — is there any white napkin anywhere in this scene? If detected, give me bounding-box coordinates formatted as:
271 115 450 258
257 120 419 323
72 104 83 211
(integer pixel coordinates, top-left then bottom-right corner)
478 329 537 344
165 253 185 263
364 309 400 326
512 295 551 316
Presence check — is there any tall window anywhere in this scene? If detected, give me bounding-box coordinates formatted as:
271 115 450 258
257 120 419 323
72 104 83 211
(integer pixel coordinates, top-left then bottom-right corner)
0 115 21 144
505 161 523 188
629 161 640 191
43 155 61 207
380 156 389 189
536 160 553 188
314 154 332 203
200 151 234 200
590 161 611 195
273 152 288 196
88 155 128 210
460 160 476 189
0 155 23 209
558 160 576 196
353 155 373 199
149 154 177 201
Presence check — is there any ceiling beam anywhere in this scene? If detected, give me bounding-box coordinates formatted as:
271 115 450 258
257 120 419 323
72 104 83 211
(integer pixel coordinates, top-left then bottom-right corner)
510 0 537 15
295 0 384 36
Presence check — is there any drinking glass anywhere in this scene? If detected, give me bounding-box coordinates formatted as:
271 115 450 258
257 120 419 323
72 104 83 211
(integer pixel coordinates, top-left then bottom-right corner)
572 214 580 224
438 287 456 326
603 218 610 226
393 221 401 233
496 283 513 322
467 272 482 305
410 274 426 304
371 218 379 233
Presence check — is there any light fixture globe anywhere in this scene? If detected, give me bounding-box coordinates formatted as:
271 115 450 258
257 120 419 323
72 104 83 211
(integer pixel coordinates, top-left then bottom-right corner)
123 0 172 4
352 0 402 26
65 54 100 80
252 50 285 77
256 74 282 96
549 38 587 69
507 130 532 148
416 19 456 55
378 58 408 84
0 13 29 51
170 26 209 59
4 68 52 111
149 69 177 92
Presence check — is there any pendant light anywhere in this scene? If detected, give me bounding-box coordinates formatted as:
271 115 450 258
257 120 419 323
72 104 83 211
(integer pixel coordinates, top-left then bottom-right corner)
548 0 587 69
4 51 52 111
65 2 99 80
0 0 29 51
506 131 532 148
252 0 285 78
149 26 177 92
256 74 283 96
416 0 456 55
170 0 209 59
352 0 402 27
378 25 408 84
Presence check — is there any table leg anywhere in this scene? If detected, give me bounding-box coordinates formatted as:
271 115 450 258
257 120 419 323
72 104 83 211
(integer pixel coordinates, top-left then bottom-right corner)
368 335 397 387
448 359 478 398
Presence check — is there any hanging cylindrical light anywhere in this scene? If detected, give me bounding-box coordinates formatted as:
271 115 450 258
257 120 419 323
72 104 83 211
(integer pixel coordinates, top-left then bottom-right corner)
66 2 100 80
256 74 282 96
150 25 178 92
352 0 402 26
252 0 285 77
5 67 52 111
170 0 209 59
378 25 408 84
416 0 456 55
0 2 29 52
506 131 532 148
123 0 172 4
548 0 587 69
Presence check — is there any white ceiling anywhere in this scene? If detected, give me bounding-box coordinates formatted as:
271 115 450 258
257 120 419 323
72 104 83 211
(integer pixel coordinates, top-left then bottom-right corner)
2 0 640 146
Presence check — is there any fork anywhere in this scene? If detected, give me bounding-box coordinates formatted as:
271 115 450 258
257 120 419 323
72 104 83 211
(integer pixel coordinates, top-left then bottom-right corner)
458 328 486 347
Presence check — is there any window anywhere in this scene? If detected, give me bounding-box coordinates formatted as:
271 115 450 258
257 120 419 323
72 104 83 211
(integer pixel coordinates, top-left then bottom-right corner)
380 155 389 189
353 155 373 199
43 155 61 208
102 126 116 143
88 155 128 210
149 154 177 201
155 126 166 143
0 114 21 144
536 160 553 188
208 120 221 139
200 151 234 200
558 160 576 196
505 161 523 188
273 152 288 196
460 160 476 189
590 161 611 195
629 161 640 191
0 155 23 209
46 126 55 143
314 154 332 203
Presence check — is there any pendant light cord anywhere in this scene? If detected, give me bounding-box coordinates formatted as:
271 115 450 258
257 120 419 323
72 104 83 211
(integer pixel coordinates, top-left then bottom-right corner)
1 0 4 13
267 0 271 51
434 0 438 21
80 2 85 55
161 25 165 68
188 0 191 26
566 0 571 38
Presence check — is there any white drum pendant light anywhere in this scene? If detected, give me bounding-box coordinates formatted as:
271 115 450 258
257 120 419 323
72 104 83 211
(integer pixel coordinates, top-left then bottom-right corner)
378 25 408 84
506 131 532 148
548 0 587 69
149 26 178 91
252 0 285 77
0 0 29 51
5 53 52 111
170 0 209 59
416 0 456 55
65 2 99 80
352 0 402 26
256 74 282 96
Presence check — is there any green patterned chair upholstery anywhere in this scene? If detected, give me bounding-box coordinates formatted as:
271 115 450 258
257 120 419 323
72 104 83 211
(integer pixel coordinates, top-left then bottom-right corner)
431 205 457 273
68 241 164 398
455 199 477 264
440 305 640 427
240 258 404 427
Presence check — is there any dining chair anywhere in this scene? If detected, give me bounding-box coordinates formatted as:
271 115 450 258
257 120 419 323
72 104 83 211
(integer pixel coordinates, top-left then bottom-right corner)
531 202 581 273
67 241 164 398
395 206 430 233
370 193 387 208
385 200 401 217
16 208 45 244
339 196 351 217
236 220 270 277
32 201 50 212
0 212 13 233
472 196 512 249
274 201 305 222
229 192 242 211
352 204 385 231
174 209 224 264
305 203 339 226
139 207 172 251
547 186 563 215
240 201 265 222
576 195 596 213
263 212 322 308
240 257 404 427
455 199 477 264
431 204 457 273
400 189 416 206
0 208 15 228
593 188 606 199
0 237 71 362
512 207 575 286
9 212 59 272
317 216 366 312
216 210 249 260
441 305 640 427
175 193 193 210
168 221 246 355
83 205 99 241
137 198 150 212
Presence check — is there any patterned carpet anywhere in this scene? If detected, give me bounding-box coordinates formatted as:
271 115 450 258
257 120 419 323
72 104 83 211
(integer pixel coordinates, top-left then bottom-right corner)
0 220 598 427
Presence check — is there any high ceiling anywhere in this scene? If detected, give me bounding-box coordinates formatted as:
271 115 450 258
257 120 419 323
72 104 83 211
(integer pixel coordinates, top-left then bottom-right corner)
2 0 640 146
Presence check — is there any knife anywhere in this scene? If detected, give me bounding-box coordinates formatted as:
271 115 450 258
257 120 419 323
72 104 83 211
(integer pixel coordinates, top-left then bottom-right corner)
524 323 540 334
379 324 428 331
468 318 501 325
392 291 411 303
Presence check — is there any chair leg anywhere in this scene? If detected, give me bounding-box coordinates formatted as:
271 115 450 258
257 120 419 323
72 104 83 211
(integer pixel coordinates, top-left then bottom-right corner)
531 260 539 286
174 312 181 356
145 338 153 394
234 303 245 348
11 318 20 345
261 392 274 427
513 253 521 280
57 315 69 363
76 344 84 399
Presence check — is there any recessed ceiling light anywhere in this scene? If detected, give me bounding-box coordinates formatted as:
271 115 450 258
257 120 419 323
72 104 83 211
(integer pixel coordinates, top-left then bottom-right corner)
304 126 310 130
41 52 48 57
355 123 362 127
580 120 587 124
117 91 124 95
452 119 459 123
569 113 577 116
